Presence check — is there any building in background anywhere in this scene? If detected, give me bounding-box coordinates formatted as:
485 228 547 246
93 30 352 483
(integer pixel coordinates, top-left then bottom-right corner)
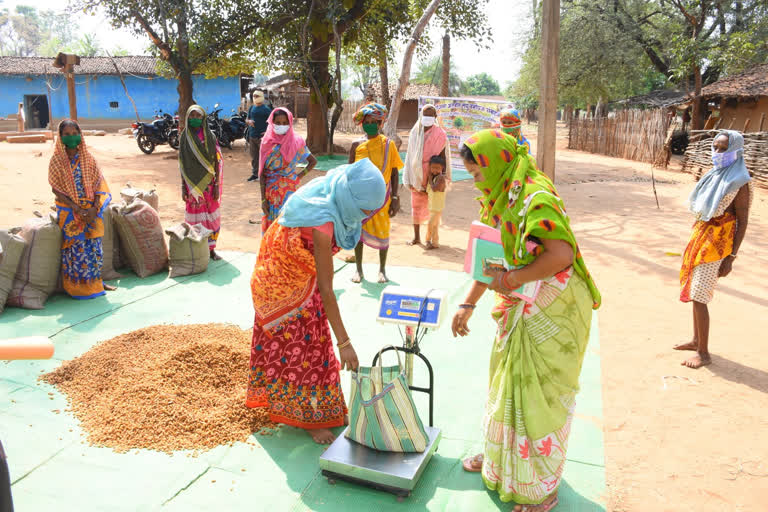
0 56 251 131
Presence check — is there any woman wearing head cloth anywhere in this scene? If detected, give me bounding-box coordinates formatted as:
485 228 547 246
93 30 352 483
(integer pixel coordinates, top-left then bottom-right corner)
499 108 531 153
258 107 317 234
49 119 116 299
347 102 404 283
247 159 386 444
179 105 224 260
403 104 451 249
452 129 600 511
675 130 752 368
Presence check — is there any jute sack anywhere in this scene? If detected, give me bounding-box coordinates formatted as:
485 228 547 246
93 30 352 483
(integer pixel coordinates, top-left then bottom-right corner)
121 184 159 212
101 205 123 281
165 222 212 278
0 229 26 313
7 214 62 309
113 199 168 278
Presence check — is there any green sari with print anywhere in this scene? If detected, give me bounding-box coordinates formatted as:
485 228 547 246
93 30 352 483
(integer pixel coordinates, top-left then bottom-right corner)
463 129 601 504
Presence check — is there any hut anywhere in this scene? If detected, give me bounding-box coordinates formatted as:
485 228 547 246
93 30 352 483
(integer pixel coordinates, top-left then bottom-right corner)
261 74 310 118
0 56 250 132
696 64 768 132
366 83 440 129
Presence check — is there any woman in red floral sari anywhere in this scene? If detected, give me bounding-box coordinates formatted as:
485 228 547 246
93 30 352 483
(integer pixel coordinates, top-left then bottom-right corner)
247 159 386 444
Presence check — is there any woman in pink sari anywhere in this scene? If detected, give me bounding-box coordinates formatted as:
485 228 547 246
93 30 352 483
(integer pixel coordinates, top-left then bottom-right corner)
179 105 223 260
404 104 450 249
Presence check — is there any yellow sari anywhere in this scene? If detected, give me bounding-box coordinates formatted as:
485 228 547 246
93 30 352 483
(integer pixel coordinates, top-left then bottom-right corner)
354 135 403 250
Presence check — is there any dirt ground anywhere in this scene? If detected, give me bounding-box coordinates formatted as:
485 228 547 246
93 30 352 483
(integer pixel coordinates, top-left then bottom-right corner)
1 123 767 512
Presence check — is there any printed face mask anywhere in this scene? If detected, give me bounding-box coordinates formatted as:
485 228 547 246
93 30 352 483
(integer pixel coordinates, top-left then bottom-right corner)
362 123 379 136
61 134 81 149
273 125 290 135
421 116 436 127
712 150 737 169
188 118 203 128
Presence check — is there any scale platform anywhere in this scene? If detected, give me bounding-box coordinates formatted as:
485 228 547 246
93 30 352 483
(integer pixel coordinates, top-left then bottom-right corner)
319 426 442 499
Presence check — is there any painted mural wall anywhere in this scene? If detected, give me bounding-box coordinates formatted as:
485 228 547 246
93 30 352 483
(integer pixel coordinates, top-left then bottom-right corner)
0 73 241 121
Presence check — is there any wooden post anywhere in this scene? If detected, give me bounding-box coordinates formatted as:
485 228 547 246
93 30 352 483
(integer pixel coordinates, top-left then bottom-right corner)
743 118 751 132
536 0 560 180
759 113 766 132
17 102 24 132
53 53 80 121
293 82 298 116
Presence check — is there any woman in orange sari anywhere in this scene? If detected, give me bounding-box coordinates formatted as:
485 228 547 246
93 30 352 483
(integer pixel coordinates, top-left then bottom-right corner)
247 159 386 444
49 120 115 299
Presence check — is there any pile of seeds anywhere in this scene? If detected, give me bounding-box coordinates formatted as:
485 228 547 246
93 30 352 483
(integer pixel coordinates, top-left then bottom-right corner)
42 324 275 453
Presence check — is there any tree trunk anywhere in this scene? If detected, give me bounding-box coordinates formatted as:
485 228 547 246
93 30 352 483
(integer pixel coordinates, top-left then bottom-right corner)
177 68 195 127
376 38 390 108
383 0 443 139
691 63 704 130
441 33 450 97
305 34 332 154
536 0 560 180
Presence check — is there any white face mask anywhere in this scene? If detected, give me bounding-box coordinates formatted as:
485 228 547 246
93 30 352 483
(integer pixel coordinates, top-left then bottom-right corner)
273 125 290 135
422 116 436 127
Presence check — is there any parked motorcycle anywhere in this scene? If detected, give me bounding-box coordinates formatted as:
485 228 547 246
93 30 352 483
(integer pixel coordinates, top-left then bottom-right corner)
131 110 179 154
225 109 248 146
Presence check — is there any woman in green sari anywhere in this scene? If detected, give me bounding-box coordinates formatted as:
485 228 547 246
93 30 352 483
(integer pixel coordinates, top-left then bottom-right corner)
451 129 601 511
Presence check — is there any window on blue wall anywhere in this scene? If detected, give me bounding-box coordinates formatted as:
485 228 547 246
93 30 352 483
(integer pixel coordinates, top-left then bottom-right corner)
109 101 119 109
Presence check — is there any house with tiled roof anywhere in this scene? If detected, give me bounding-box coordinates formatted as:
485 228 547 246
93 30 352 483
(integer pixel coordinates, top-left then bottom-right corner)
696 64 768 132
0 56 251 131
366 82 440 129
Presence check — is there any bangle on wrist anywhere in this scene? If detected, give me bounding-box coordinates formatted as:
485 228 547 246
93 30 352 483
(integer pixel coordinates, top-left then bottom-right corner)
501 271 517 290
730 253 738 259
337 338 351 349
458 303 476 310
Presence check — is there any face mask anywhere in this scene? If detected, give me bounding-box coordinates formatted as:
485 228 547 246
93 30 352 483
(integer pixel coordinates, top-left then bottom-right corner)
363 123 379 136
61 134 81 149
421 116 436 127
273 125 290 135
188 118 203 128
711 150 737 169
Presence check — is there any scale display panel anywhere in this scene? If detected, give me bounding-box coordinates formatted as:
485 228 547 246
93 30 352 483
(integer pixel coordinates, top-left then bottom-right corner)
376 287 446 329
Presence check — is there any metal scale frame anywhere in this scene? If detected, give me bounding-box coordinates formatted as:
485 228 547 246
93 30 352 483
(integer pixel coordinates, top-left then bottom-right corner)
319 287 446 501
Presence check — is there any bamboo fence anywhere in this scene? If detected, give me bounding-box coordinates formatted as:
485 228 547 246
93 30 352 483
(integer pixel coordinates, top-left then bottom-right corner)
331 99 364 134
568 109 673 165
681 131 768 189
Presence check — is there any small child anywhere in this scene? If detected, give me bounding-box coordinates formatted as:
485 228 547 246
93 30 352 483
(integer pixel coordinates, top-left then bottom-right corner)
425 155 447 250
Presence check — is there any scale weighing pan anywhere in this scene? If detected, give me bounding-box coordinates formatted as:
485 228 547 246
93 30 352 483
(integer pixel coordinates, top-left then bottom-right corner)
319 426 442 499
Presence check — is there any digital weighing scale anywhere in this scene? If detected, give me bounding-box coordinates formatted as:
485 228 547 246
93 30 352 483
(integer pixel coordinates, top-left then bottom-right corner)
319 286 447 500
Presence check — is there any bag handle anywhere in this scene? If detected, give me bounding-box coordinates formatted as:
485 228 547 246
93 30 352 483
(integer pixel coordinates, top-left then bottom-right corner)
375 344 403 371
355 374 376 402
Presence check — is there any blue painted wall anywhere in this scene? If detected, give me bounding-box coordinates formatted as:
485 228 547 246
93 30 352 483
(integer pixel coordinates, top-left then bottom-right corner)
0 73 241 121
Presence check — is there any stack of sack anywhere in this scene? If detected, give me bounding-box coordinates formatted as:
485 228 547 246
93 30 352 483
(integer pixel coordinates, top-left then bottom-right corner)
2 183 216 315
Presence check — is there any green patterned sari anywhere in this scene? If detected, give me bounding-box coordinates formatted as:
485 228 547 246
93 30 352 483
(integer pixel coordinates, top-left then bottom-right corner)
463 130 600 504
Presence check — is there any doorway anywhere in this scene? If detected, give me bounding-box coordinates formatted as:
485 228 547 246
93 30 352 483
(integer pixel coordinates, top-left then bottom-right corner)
23 95 50 130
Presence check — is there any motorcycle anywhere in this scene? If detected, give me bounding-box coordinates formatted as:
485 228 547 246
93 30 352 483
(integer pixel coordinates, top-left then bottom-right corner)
224 109 248 146
205 104 247 150
131 110 179 155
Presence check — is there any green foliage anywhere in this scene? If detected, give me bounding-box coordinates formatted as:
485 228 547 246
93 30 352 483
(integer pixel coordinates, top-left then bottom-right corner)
411 55 467 95
466 72 501 96
77 33 101 57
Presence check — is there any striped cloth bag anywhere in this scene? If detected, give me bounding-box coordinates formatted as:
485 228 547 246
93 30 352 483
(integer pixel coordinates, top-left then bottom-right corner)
346 347 429 452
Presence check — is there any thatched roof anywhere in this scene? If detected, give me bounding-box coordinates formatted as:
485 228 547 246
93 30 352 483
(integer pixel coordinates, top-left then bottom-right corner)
699 64 768 99
613 89 688 109
0 56 159 76
366 82 440 101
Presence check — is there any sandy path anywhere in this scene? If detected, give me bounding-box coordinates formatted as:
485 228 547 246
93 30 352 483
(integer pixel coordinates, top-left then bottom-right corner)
1 125 766 512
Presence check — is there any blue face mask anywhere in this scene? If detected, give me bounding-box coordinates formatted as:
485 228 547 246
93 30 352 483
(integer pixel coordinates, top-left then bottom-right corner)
712 150 738 169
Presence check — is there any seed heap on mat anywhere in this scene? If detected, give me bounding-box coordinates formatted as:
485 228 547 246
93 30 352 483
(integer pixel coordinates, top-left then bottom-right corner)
42 324 275 453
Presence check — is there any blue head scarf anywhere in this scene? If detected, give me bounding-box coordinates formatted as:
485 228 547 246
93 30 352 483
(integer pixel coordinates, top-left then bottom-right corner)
278 158 386 249
688 130 751 221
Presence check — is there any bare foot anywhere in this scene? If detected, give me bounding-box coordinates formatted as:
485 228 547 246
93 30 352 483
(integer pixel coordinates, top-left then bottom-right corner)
462 453 483 472
377 272 389 284
210 250 222 261
306 428 336 444
406 238 421 246
513 494 559 512
425 241 438 250
673 340 698 351
344 255 356 263
351 271 363 284
682 352 712 369
103 284 117 291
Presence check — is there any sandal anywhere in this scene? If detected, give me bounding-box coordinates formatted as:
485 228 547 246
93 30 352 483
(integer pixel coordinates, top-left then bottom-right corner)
462 454 483 473
514 497 559 512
